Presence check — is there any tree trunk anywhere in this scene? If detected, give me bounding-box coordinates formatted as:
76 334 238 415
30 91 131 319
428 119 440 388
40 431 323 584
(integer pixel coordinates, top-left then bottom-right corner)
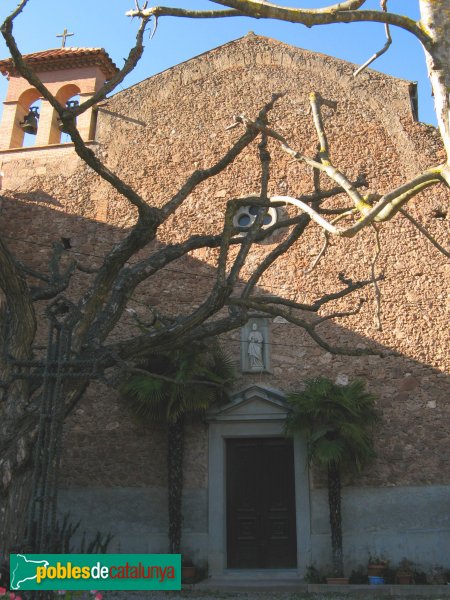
327 462 344 577
167 417 184 555
0 378 36 563
0 465 34 562
0 377 88 561
420 0 450 175
0 247 36 562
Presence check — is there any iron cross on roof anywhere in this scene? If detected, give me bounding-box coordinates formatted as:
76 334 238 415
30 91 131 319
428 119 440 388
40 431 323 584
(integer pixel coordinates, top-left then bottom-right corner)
56 28 74 48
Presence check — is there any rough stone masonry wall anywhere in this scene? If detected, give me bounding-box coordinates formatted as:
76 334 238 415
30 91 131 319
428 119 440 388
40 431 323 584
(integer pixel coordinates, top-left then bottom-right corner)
87 34 449 487
0 35 449 506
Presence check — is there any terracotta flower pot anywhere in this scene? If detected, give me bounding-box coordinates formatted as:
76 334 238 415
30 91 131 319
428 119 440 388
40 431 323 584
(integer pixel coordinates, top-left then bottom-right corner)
396 572 413 585
182 565 197 582
368 564 386 577
326 577 349 584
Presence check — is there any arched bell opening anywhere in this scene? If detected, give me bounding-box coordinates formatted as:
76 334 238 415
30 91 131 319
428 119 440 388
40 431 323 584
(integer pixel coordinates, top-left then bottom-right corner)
47 84 81 144
12 88 41 148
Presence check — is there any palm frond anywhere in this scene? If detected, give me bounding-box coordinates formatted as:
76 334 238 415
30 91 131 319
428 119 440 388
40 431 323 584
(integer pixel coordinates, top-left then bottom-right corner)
311 438 346 466
120 337 235 424
286 377 379 472
120 375 166 422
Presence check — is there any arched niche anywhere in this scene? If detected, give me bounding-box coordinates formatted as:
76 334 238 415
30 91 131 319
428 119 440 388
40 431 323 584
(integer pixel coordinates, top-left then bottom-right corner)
11 88 41 148
48 83 81 144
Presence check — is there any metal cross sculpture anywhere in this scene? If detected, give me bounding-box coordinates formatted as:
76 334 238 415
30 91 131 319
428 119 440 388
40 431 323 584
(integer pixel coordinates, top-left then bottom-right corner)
3 296 102 553
56 28 74 48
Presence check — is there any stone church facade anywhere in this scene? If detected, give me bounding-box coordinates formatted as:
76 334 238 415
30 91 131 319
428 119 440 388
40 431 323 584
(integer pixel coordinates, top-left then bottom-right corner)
0 35 449 578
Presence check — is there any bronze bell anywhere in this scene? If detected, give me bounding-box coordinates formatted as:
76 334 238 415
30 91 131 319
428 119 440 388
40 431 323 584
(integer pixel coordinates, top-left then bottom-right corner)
58 99 79 133
20 106 39 135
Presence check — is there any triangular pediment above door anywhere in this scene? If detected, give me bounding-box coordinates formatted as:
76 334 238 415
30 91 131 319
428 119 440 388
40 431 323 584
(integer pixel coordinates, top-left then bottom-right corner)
207 385 289 422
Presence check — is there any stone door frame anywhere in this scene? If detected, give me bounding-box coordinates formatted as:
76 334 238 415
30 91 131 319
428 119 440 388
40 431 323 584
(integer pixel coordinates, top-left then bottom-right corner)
206 385 312 578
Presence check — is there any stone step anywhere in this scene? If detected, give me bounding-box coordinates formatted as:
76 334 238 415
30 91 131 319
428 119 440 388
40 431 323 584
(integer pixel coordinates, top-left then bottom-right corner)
188 581 450 596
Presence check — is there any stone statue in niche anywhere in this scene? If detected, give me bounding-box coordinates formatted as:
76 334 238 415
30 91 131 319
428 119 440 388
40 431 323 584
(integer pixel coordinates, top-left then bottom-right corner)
240 318 269 372
248 322 265 370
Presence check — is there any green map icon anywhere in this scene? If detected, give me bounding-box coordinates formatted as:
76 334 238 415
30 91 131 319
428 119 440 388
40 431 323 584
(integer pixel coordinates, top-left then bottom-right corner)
10 555 49 590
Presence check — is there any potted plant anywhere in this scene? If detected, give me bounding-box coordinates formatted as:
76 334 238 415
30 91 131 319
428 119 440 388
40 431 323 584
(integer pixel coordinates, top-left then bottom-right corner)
367 554 389 585
325 575 350 585
181 557 197 583
395 559 414 584
368 554 389 577
286 377 379 582
349 565 369 584
427 565 447 585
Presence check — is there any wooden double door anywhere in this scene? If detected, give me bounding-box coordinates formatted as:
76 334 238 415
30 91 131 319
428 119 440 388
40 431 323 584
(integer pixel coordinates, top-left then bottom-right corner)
226 437 297 568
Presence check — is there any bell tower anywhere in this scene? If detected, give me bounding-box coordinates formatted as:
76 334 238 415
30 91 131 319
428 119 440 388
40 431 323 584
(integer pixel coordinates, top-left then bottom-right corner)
0 47 118 150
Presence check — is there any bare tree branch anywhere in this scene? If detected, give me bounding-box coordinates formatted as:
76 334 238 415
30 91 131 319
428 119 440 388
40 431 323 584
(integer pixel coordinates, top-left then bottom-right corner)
305 209 356 273
28 243 77 302
232 271 377 314
61 121 160 218
399 208 450 259
126 7 244 19
305 230 330 274
158 1 429 44
310 92 336 161
1 1 161 221
126 1 425 42
232 294 320 313
161 92 283 218
370 225 383 331
226 129 274 287
230 296 384 356
90 166 367 348
127 0 370 20
270 164 444 236
313 298 366 325
0 237 35 359
420 1 450 162
234 109 368 208
70 93 278 348
15 263 50 284
120 366 229 388
241 217 310 299
233 99 446 229
353 0 392 76
107 268 380 361
86 212 306 345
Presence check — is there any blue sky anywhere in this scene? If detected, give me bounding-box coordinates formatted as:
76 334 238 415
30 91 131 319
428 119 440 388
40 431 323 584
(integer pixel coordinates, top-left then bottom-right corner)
0 1 436 125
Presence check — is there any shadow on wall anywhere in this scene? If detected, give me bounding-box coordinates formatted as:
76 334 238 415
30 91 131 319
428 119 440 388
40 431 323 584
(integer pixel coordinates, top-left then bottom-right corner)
0 193 449 565
9 189 63 206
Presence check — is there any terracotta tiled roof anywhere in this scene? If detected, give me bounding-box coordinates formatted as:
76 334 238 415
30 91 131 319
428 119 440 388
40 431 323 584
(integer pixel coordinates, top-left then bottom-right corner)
0 48 119 79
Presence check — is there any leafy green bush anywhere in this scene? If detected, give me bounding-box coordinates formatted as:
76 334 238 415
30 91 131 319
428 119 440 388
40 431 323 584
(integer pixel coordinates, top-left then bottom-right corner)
349 565 368 584
305 564 326 583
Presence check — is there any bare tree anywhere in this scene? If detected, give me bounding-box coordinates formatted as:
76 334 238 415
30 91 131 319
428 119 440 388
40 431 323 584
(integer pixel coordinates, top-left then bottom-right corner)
0 0 448 557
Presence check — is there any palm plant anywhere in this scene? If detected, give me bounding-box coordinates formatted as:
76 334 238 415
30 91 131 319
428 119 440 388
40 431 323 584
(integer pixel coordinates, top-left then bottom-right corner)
285 377 379 577
121 339 234 554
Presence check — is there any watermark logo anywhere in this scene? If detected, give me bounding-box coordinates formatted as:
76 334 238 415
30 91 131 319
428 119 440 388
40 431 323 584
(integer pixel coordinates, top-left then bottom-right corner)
10 554 181 591
10 555 50 590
